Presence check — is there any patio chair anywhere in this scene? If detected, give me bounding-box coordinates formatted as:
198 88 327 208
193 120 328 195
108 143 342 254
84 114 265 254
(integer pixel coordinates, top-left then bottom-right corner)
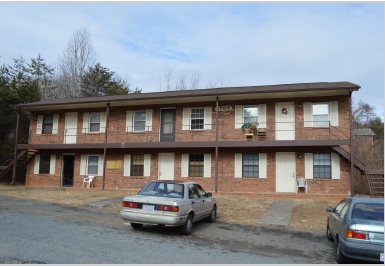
82 176 95 188
296 178 308 194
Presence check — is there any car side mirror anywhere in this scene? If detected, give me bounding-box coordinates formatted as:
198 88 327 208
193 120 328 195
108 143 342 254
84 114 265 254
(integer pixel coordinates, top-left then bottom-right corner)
326 207 334 213
206 192 212 198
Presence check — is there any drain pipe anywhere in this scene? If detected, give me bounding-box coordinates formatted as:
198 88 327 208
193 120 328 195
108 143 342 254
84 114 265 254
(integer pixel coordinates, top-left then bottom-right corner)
102 103 110 189
349 90 354 196
215 97 219 193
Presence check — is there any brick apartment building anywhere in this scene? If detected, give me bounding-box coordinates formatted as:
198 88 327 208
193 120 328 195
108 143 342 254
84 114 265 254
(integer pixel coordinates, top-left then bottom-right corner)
8 81 370 199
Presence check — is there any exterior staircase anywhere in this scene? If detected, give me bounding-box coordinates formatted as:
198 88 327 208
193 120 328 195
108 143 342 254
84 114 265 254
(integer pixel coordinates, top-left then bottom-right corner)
332 146 384 198
0 149 39 183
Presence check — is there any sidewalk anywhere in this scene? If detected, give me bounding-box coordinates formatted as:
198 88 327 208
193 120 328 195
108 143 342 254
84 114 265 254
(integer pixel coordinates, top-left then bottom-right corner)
256 199 294 227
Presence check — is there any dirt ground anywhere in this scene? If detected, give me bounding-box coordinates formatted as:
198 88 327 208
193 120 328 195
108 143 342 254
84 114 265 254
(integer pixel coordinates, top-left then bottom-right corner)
0 185 339 233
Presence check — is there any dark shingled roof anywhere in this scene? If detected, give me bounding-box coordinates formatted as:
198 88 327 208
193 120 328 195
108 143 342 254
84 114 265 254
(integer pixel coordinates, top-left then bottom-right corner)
12 81 360 111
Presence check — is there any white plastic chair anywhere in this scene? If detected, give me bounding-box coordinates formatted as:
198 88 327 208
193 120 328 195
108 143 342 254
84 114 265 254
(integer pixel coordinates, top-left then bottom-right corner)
82 176 94 188
296 178 308 194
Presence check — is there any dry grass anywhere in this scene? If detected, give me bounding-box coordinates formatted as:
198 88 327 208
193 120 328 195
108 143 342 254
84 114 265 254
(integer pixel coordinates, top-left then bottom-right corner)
0 185 339 232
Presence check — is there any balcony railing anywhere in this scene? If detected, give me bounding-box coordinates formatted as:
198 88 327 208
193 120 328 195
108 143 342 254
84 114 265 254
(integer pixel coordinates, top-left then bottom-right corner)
27 121 350 145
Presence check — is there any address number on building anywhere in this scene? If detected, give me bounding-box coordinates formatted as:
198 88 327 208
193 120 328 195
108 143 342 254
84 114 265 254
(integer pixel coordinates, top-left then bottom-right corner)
216 106 232 111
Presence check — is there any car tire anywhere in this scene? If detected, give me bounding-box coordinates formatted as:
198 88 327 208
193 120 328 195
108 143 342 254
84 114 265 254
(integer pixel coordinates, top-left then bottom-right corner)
336 242 346 264
130 222 143 229
326 224 334 241
206 206 216 223
179 213 193 235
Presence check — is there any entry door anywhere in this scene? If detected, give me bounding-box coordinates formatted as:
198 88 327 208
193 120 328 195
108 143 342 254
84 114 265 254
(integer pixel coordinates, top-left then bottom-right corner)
62 155 75 187
158 153 175 180
276 152 296 193
275 103 295 140
160 109 176 142
64 112 78 144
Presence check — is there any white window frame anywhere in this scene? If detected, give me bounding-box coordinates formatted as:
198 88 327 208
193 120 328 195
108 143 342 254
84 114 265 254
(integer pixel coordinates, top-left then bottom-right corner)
124 154 151 176
182 107 212 130
235 104 266 129
304 101 338 127
181 154 211 178
234 153 267 178
82 112 106 133
80 154 104 176
33 154 56 175
36 114 59 135
126 110 152 132
305 152 340 179
243 105 259 124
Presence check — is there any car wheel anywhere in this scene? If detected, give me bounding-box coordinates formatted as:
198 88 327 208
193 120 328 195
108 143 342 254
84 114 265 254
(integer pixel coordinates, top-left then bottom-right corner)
179 213 193 235
326 224 334 241
130 222 143 229
206 206 216 223
336 242 346 264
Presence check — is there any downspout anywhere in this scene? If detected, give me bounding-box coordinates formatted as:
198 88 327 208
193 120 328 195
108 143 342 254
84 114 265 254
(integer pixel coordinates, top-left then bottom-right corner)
215 97 219 193
11 108 21 185
103 103 110 189
349 90 354 196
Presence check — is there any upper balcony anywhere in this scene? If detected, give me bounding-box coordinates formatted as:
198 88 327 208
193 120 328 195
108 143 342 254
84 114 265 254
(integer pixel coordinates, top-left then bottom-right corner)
21 120 351 150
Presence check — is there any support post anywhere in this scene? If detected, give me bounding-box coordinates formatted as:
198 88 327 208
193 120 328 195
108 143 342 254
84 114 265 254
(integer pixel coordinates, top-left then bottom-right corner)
349 91 354 196
215 97 219 193
11 108 21 185
103 103 110 189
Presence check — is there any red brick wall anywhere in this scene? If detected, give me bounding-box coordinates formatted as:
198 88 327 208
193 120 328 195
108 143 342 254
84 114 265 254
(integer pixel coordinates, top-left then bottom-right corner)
25 95 352 196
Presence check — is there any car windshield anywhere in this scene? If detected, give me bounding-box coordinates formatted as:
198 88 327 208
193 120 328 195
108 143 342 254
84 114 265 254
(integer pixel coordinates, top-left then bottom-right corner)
351 203 384 221
139 182 184 199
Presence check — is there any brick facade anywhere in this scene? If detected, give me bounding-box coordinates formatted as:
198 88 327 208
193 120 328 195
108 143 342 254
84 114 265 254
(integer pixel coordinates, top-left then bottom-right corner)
19 83 358 199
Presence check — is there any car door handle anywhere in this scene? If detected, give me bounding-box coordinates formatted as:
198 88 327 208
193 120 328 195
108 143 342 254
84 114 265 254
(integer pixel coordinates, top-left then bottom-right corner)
191 201 195 204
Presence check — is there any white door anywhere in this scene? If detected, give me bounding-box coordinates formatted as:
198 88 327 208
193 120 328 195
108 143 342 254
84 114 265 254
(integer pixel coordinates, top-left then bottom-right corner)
276 152 296 193
275 103 295 140
158 153 175 180
64 112 78 144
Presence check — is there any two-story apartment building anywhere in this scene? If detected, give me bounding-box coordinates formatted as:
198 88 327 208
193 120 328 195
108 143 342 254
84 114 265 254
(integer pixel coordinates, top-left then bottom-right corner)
8 81 365 199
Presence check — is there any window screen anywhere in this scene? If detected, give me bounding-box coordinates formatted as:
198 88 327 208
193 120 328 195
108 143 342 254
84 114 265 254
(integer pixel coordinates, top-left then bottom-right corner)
133 111 146 131
313 153 331 178
39 155 51 174
89 113 101 132
313 103 329 127
189 154 204 177
131 154 144 176
87 155 99 175
242 154 259 178
42 115 53 134
191 108 204 130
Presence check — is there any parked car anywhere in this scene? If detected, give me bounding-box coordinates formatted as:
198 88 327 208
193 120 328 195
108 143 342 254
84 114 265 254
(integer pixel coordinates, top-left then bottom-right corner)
120 180 217 235
326 197 384 264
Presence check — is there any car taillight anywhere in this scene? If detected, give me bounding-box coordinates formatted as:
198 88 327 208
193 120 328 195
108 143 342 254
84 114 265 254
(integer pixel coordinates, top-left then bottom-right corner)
346 230 367 240
158 205 179 212
122 201 139 208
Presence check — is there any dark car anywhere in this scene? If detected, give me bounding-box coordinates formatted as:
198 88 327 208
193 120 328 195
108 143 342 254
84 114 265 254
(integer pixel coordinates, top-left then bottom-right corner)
326 197 384 264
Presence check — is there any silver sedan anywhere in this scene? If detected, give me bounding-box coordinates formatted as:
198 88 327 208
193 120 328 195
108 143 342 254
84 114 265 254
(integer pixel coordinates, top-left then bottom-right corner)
120 180 217 235
326 197 384 263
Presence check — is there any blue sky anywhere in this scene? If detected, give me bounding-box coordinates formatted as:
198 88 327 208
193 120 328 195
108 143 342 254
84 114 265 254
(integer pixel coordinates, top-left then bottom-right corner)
0 2 383 117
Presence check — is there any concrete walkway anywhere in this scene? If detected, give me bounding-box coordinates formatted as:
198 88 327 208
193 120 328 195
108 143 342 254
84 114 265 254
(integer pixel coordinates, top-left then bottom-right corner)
257 199 294 227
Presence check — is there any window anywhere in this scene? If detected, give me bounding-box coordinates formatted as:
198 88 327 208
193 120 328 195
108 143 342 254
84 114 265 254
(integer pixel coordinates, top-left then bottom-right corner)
188 184 199 199
243 106 258 124
195 184 207 197
39 155 51 174
191 108 204 129
312 103 329 127
87 155 99 175
89 112 101 132
42 115 54 134
131 154 144 176
133 111 146 131
314 154 331 178
242 154 259 178
189 154 204 177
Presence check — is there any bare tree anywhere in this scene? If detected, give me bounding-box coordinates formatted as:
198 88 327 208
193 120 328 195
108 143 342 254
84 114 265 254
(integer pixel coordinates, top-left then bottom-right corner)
189 71 201 90
206 75 228 89
175 71 187 91
55 28 98 98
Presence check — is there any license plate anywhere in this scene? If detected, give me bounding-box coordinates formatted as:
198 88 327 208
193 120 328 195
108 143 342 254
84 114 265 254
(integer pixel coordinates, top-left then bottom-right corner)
142 204 154 211
380 253 384 262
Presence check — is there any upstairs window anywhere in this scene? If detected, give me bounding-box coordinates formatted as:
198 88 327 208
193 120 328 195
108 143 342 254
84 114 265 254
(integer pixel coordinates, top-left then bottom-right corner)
313 153 331 178
189 154 204 177
243 106 258 124
42 115 54 134
312 103 329 127
133 111 146 131
191 108 204 129
131 154 144 176
89 113 101 132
